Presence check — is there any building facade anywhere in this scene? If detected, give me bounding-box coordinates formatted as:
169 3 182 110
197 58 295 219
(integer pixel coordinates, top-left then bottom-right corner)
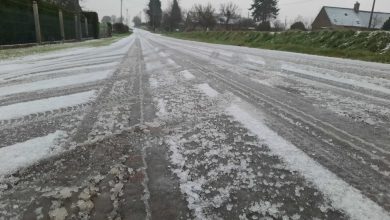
312 2 390 30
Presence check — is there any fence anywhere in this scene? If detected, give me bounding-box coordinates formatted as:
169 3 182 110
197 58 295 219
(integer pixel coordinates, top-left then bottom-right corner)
0 0 99 45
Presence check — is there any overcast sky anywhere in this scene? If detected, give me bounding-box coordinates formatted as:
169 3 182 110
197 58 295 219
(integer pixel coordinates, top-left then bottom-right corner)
82 0 390 25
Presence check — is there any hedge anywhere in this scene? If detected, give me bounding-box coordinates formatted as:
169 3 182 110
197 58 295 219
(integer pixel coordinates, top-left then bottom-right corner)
0 0 99 45
83 11 99 39
0 0 36 44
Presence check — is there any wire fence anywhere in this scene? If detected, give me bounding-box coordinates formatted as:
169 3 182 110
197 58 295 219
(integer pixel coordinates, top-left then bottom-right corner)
0 0 99 45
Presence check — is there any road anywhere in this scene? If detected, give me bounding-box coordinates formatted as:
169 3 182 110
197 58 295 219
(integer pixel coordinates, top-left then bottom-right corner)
0 29 389 220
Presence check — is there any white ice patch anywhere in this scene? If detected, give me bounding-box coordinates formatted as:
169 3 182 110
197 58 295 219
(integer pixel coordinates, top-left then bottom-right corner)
149 78 159 89
246 55 266 66
226 103 390 220
0 70 111 97
282 64 390 95
197 83 219 98
252 78 274 87
180 70 195 80
146 61 165 72
167 139 208 219
0 131 67 179
156 98 167 117
159 52 168 57
0 90 96 121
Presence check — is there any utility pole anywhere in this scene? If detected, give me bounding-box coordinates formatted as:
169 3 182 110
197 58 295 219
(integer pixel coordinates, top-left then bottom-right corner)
120 0 123 24
368 0 377 29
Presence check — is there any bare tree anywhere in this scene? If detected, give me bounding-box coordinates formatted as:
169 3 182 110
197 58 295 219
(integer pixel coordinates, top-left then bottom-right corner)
193 3 217 31
220 2 239 30
273 19 285 31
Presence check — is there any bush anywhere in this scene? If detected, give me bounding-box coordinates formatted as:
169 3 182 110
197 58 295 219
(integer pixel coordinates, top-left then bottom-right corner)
290 21 306 31
383 17 390 30
113 23 130 34
257 21 271 31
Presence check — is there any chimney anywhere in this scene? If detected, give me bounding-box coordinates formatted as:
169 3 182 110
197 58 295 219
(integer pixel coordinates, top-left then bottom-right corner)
354 2 360 13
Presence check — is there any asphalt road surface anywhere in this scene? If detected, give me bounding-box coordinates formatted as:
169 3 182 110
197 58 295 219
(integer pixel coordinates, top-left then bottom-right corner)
0 29 389 220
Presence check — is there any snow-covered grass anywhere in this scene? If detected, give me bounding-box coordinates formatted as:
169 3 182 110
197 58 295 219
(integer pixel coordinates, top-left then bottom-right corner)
0 90 96 121
166 31 390 63
0 131 67 180
226 103 390 220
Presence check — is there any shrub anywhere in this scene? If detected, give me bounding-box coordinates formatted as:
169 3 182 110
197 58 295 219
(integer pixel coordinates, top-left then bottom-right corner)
290 21 306 31
113 23 130 34
383 17 390 30
257 21 271 31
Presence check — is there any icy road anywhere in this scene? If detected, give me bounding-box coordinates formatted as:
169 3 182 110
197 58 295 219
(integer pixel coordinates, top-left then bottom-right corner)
0 29 389 220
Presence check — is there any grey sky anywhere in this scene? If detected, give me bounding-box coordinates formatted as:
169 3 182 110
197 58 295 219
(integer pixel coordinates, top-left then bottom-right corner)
82 0 390 25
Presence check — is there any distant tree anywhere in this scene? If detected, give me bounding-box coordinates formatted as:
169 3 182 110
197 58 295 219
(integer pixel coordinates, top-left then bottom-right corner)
46 0 82 12
290 21 306 31
113 23 130 34
273 19 285 31
193 3 217 31
161 10 172 31
184 9 198 31
101 16 111 23
147 0 163 31
257 21 271 31
170 0 182 31
250 0 279 23
132 16 142 27
382 17 390 30
237 17 256 30
220 2 239 30
111 15 118 23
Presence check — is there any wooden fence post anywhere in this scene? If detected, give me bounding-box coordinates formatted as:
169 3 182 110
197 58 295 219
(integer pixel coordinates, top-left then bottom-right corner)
85 17 89 37
59 9 65 41
74 14 81 40
32 1 42 43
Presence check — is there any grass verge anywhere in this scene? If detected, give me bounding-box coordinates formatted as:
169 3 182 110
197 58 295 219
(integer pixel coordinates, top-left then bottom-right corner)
166 31 390 63
0 32 132 60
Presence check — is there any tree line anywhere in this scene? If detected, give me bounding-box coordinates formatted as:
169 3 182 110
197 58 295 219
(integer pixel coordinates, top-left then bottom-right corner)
133 0 390 32
135 0 282 32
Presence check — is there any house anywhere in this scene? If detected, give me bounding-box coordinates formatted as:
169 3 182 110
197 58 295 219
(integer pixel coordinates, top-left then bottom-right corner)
312 2 390 30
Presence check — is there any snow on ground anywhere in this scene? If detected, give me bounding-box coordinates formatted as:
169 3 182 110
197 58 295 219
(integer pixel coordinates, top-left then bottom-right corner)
226 102 390 220
0 90 96 121
142 36 347 219
0 70 111 97
5 62 119 82
0 36 134 82
301 87 390 125
196 83 220 98
282 63 390 95
180 70 195 80
0 131 67 179
156 98 167 117
246 55 266 66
